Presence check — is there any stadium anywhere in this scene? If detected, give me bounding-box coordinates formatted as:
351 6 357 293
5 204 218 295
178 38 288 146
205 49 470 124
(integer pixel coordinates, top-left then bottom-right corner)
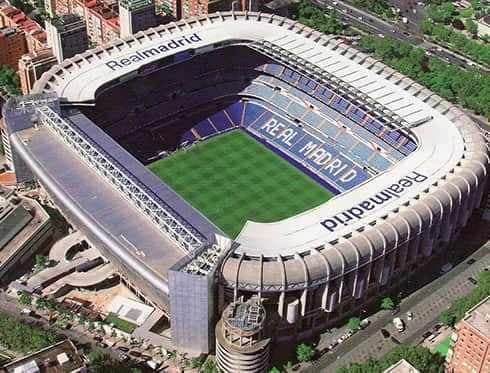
3 11 489 371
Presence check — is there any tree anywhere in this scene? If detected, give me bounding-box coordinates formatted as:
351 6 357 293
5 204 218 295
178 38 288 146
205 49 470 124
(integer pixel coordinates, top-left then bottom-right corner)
202 357 219 373
283 361 294 371
35 255 49 270
18 291 32 307
439 310 456 326
269 368 281 373
380 296 395 310
465 18 478 37
0 65 20 96
296 343 315 363
347 317 361 331
337 345 445 372
87 349 133 373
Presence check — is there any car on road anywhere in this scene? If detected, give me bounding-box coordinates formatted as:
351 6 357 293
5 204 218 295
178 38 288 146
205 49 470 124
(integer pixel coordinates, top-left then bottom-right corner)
381 329 390 338
467 258 476 265
468 277 478 285
391 306 401 315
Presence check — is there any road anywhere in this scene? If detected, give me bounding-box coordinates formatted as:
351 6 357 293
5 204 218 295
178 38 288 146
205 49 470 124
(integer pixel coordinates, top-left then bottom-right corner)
304 229 490 372
313 0 489 72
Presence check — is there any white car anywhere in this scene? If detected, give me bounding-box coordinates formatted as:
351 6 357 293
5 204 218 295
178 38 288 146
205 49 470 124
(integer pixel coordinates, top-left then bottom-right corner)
393 317 405 332
407 311 414 321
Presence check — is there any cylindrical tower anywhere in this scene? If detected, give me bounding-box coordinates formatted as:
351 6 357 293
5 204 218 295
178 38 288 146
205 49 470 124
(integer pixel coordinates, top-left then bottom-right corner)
216 298 270 373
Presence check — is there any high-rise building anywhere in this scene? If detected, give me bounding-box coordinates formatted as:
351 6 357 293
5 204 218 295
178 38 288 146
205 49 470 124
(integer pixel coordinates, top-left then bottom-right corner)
118 0 155 38
174 0 232 19
447 296 490 373
0 27 27 70
72 0 119 45
18 49 58 94
46 13 88 63
0 6 47 53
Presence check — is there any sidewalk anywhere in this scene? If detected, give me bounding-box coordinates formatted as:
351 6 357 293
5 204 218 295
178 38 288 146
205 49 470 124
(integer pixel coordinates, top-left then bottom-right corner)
306 240 490 372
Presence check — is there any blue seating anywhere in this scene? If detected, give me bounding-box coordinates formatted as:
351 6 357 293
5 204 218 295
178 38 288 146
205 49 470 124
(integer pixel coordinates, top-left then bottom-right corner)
180 130 195 145
336 132 357 150
368 153 392 171
210 112 233 131
287 101 307 118
242 102 267 126
225 102 244 126
194 120 216 138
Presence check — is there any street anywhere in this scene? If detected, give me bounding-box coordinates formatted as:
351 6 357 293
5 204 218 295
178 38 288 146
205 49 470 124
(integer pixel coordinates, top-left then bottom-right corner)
313 0 489 72
305 229 490 372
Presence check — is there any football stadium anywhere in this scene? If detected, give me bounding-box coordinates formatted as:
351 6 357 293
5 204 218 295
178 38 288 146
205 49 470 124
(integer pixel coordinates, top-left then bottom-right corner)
3 11 489 372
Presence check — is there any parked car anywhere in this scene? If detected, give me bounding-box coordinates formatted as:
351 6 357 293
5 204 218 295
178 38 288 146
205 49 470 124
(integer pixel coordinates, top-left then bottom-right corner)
129 350 142 358
407 311 414 321
118 353 129 362
141 354 152 361
20 308 33 316
440 263 453 274
433 323 443 331
117 346 129 353
381 329 390 338
468 277 478 285
467 258 476 265
393 317 405 332
422 331 432 339
360 318 370 329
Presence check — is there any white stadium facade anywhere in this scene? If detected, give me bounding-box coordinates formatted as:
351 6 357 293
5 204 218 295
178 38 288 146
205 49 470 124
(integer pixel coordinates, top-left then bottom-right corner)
3 11 489 372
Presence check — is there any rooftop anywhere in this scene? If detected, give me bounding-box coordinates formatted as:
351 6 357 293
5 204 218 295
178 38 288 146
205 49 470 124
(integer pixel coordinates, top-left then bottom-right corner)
462 296 490 338
0 340 86 373
383 359 420 373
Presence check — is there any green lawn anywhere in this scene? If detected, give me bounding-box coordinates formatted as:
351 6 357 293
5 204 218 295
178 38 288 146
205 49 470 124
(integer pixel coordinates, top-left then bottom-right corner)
148 130 333 237
433 335 451 357
105 313 137 334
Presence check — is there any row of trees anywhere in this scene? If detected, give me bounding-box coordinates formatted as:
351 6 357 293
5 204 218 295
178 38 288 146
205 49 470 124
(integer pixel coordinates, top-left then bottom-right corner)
421 20 490 66
337 345 445 373
290 0 346 35
0 311 60 354
358 35 490 119
440 270 490 326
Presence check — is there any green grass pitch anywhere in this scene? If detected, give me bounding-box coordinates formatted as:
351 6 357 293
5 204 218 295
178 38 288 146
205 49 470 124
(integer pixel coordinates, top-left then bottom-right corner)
148 130 334 238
